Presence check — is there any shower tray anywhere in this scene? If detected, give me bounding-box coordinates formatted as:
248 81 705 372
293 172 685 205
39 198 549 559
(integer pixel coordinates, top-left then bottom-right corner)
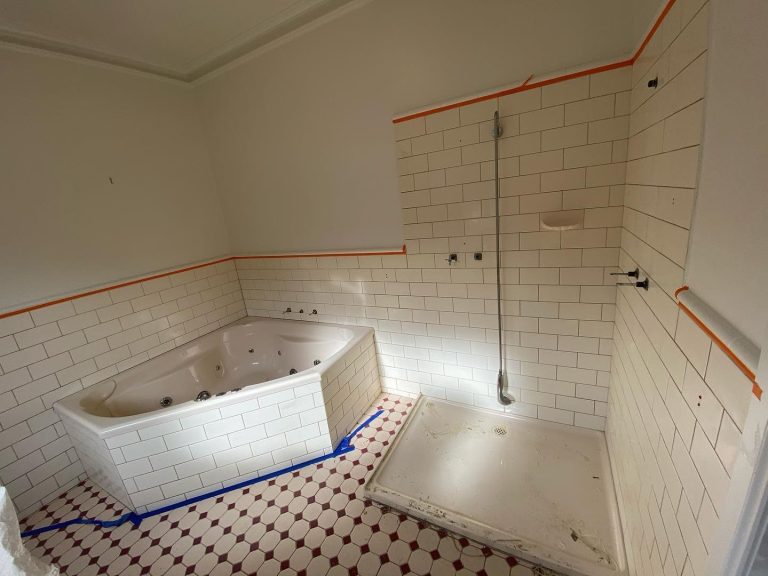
365 396 626 576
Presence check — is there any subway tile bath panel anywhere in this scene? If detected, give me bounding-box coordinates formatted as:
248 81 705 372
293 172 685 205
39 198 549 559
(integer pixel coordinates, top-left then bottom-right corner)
53 317 381 513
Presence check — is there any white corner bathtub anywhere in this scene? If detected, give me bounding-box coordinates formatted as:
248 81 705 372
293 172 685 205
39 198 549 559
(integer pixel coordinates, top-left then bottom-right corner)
54 317 381 513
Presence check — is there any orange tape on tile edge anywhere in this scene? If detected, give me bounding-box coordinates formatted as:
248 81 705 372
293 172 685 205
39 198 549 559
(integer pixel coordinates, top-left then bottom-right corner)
0 246 407 321
393 59 633 124
632 0 678 62
0 257 234 322
233 244 407 260
676 296 762 400
392 0 677 124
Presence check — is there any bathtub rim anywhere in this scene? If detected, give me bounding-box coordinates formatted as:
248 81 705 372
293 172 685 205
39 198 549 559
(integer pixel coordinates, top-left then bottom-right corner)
53 316 374 439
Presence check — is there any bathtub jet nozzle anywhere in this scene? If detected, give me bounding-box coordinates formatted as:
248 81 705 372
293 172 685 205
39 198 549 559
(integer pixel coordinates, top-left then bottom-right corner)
195 391 212 402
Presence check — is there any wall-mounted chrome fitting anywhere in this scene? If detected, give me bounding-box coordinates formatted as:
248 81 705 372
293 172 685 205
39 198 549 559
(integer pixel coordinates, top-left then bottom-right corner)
616 278 649 290
610 267 639 278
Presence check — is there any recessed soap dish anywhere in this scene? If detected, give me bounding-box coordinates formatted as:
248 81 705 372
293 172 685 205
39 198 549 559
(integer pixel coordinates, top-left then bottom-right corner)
541 212 584 231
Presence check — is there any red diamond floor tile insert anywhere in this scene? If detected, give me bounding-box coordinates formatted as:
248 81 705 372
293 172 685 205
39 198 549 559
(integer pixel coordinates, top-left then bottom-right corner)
22 395 562 575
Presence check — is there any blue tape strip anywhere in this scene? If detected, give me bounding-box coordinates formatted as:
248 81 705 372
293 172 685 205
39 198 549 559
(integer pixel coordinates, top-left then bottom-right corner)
21 409 383 539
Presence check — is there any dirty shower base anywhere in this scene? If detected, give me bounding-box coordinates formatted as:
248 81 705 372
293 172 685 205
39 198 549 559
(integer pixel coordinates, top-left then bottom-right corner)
365 396 626 576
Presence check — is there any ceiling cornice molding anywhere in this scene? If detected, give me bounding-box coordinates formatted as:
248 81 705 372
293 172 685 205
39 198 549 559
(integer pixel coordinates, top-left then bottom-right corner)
0 38 190 86
0 27 187 81
0 0 664 87
191 0 372 86
0 0 360 83
184 0 358 81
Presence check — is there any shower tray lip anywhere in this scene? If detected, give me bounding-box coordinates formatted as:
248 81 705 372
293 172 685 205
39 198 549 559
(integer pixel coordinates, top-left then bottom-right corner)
364 395 627 576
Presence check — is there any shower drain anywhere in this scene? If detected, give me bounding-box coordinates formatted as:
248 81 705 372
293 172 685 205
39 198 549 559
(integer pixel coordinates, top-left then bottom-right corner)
492 425 508 436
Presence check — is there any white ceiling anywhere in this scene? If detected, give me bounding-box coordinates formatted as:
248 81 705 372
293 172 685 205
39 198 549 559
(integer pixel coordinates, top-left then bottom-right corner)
0 0 664 83
0 0 355 80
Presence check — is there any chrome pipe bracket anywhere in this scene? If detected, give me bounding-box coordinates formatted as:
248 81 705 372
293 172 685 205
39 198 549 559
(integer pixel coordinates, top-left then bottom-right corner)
616 278 649 290
610 267 639 278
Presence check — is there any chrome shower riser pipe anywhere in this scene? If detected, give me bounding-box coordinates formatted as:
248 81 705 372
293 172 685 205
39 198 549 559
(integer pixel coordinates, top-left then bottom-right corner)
493 111 513 406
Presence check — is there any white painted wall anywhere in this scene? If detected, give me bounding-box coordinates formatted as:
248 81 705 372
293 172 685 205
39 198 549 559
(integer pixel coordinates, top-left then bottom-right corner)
685 0 768 349
195 0 657 254
711 325 768 575
0 0 665 312
0 47 231 311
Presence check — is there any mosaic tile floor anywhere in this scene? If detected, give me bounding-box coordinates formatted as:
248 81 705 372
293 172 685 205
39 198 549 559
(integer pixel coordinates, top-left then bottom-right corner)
22 395 561 576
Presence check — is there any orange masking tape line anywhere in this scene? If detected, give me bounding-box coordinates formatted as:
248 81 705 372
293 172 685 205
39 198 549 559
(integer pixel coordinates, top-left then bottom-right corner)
0 246 407 321
393 0 678 125
393 60 632 124
677 301 762 399
233 245 407 259
632 0 677 63
0 257 234 321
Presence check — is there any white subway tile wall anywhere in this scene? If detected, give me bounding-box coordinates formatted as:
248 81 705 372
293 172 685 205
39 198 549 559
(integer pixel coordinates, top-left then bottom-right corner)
0 260 246 516
606 2 751 575
237 67 633 431
60 414 132 507
322 334 381 447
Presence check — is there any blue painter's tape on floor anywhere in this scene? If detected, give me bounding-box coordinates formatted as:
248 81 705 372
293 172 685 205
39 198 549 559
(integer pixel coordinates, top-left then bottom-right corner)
21 409 384 538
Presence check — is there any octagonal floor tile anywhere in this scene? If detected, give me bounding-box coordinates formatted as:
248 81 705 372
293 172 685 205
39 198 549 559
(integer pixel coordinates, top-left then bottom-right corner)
22 395 554 576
